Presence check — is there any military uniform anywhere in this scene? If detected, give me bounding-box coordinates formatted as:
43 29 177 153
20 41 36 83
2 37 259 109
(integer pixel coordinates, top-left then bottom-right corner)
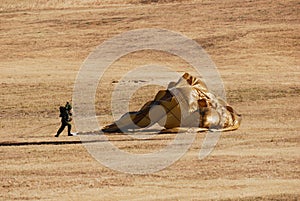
55 106 72 137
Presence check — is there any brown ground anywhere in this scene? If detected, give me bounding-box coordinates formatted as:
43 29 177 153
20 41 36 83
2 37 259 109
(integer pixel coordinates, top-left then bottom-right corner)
0 0 299 200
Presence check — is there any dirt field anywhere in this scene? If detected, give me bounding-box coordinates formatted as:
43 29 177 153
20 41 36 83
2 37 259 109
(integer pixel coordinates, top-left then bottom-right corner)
0 0 299 200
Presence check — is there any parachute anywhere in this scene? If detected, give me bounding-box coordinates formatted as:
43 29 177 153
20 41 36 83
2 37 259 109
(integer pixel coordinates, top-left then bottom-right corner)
102 73 241 133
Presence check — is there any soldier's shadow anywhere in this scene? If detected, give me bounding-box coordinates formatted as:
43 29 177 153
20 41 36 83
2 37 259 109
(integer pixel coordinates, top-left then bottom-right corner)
0 131 176 147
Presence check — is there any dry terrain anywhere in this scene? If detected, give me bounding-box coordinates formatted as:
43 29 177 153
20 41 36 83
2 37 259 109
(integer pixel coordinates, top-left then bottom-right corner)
0 0 299 200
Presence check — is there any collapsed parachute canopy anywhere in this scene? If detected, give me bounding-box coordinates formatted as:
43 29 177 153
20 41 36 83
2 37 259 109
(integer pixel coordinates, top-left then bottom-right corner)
102 73 241 133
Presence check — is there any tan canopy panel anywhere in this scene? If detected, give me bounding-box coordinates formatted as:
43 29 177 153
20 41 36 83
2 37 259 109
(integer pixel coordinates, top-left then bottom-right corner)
102 73 241 133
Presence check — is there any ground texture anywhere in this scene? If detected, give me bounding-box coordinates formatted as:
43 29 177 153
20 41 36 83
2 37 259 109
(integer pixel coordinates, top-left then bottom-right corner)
0 0 299 200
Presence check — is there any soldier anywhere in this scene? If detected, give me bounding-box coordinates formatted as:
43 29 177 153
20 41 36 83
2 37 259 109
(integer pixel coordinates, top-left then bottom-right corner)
55 105 72 137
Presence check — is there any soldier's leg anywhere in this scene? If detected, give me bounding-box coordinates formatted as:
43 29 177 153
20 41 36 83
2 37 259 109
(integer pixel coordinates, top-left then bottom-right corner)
67 123 72 136
55 123 66 137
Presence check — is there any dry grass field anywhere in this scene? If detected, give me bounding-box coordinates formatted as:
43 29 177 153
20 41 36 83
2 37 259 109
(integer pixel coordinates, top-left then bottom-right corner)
0 0 299 200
